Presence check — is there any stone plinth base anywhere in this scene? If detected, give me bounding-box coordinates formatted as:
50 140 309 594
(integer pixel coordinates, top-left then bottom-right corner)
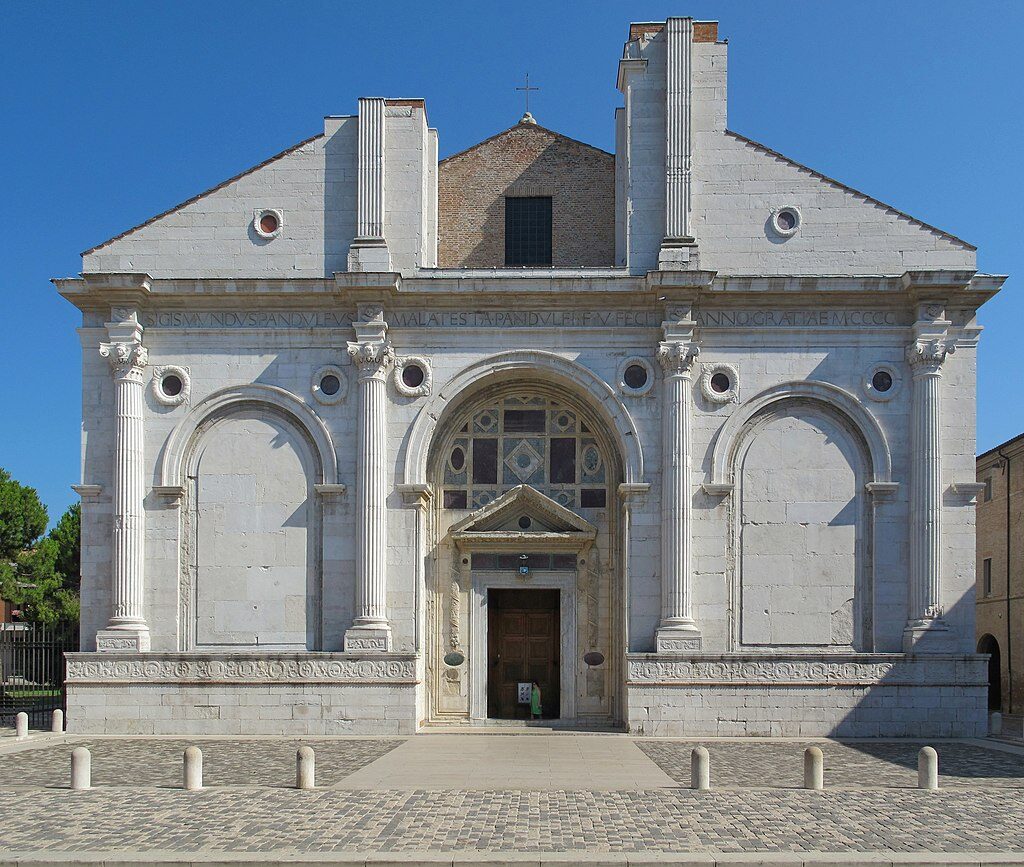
64 651 419 736
344 624 393 653
96 627 151 652
347 238 392 272
626 652 988 738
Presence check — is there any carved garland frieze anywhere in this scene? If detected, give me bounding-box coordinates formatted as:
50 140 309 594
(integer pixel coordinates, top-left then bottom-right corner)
66 655 418 684
626 656 984 686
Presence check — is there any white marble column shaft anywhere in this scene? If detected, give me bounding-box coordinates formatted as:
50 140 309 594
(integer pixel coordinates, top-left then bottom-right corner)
97 339 150 651
904 336 954 650
656 339 701 651
345 323 394 651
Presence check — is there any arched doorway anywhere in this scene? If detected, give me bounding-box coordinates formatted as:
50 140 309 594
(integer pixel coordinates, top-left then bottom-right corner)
423 381 626 726
978 634 1002 712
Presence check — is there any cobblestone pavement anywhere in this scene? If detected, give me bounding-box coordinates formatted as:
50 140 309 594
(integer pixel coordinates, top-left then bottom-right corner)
1 787 1024 853
637 740 1024 789
0 738 401 789
3 737 1024 855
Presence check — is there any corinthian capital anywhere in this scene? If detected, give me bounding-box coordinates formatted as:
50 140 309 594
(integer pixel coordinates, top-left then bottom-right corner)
347 339 395 381
100 341 148 380
657 341 700 377
906 338 955 375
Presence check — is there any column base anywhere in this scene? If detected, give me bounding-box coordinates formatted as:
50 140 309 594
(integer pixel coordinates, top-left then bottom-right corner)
658 237 699 271
656 624 702 653
902 619 957 653
347 238 392 272
96 626 150 653
344 623 393 653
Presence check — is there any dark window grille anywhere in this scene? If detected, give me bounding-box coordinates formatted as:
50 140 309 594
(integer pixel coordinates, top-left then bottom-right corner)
505 197 552 266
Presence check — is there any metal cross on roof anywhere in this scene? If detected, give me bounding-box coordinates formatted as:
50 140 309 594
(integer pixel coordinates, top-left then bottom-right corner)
515 73 540 114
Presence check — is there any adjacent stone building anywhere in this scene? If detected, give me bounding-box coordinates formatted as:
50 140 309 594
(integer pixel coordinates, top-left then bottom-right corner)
976 434 1024 729
57 17 1005 737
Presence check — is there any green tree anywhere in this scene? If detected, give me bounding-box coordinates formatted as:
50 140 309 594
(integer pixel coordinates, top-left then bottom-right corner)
0 469 80 626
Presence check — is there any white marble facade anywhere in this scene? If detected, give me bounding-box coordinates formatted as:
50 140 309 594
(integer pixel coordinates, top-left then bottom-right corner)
58 18 1004 736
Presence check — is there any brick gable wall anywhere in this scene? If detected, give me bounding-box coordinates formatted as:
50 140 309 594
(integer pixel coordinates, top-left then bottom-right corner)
437 124 615 268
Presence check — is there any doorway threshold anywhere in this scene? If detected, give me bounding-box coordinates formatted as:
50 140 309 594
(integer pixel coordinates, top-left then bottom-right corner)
420 718 626 734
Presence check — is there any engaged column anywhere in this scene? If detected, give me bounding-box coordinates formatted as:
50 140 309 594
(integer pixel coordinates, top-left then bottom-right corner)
345 305 394 652
97 311 150 652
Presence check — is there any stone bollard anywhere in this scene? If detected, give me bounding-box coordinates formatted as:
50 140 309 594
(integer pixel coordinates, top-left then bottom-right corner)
991 712 1003 736
183 746 203 791
14 712 28 739
70 747 91 790
690 746 710 791
51 709 64 733
296 746 315 790
918 746 939 790
803 746 824 790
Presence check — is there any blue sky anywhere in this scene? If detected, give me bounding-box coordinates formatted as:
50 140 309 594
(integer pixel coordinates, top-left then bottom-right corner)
1 0 1020 522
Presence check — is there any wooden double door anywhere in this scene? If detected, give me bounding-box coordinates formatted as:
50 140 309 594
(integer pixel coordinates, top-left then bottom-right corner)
487 589 560 719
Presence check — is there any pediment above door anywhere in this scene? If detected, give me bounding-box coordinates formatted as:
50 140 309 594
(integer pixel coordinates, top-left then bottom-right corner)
449 484 597 550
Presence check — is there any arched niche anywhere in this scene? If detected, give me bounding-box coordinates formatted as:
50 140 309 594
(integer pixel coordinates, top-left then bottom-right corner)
708 382 894 653
158 383 339 489
157 384 338 652
706 380 893 493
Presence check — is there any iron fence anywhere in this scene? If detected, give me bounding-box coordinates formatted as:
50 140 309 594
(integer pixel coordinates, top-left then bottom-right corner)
0 622 77 729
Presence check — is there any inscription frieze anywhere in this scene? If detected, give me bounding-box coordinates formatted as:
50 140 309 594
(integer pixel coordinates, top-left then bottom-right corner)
696 310 901 328
138 308 905 331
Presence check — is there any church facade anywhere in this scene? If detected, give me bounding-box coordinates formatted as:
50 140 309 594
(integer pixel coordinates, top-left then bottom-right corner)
59 18 1004 737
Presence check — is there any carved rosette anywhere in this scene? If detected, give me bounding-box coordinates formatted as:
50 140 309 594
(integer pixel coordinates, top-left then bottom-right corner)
905 338 954 377
100 341 149 383
347 339 395 382
657 341 700 379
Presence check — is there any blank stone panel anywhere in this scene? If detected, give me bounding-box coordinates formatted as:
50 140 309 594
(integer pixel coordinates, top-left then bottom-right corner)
192 411 315 649
739 408 863 648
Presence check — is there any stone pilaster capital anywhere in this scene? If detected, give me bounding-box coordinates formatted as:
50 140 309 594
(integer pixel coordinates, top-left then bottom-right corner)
347 339 395 382
100 341 148 382
905 338 955 376
657 341 700 377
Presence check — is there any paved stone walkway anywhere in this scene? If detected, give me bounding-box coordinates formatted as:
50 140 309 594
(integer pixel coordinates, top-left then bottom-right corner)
1 787 1024 854
339 733 676 790
638 739 1024 789
0 737 400 789
1 735 1024 856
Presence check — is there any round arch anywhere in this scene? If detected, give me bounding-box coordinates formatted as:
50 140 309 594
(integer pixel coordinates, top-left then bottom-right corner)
978 633 1002 712
707 380 893 490
157 383 339 488
402 350 645 488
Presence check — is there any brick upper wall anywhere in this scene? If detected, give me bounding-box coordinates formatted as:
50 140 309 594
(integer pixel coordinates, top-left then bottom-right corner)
437 123 615 268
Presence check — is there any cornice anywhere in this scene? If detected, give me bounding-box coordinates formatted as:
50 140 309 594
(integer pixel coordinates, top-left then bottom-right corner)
52 270 1004 313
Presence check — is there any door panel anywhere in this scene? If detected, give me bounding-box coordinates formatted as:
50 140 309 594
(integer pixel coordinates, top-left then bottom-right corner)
487 588 560 719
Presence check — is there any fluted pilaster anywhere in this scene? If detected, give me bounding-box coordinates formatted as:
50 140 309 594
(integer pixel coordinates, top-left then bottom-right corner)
348 97 391 272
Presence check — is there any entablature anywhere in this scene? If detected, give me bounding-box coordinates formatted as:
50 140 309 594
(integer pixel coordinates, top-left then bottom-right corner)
55 270 1006 325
